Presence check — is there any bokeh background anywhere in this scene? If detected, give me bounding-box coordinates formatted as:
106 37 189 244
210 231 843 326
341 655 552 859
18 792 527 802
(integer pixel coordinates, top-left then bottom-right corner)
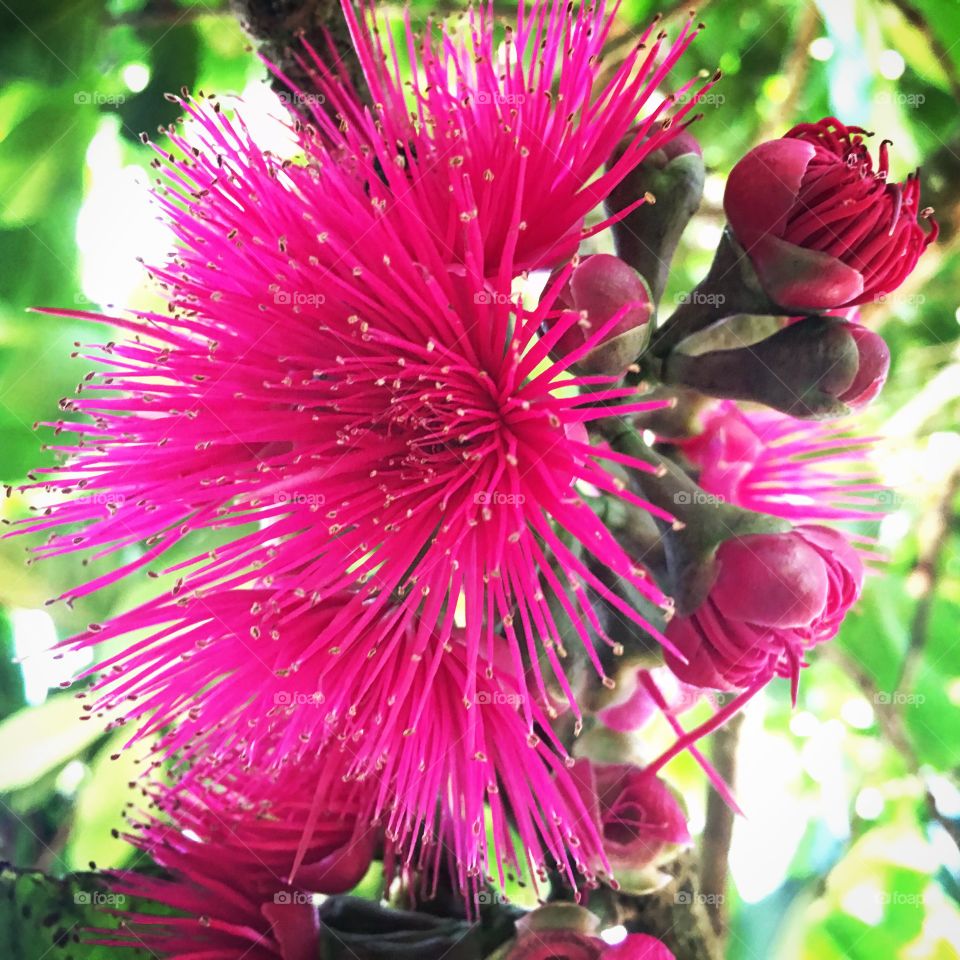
1 0 959 957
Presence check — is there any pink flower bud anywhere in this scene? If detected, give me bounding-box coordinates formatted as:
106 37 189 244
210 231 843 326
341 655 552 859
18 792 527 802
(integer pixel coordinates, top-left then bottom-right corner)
665 525 864 690
571 759 691 875
724 118 936 310
605 934 677 959
657 128 703 164
507 930 605 960
508 931 677 960
545 254 654 375
839 322 890 409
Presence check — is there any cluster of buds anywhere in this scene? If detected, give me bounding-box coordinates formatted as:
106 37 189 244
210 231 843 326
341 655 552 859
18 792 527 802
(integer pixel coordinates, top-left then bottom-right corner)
545 116 932 711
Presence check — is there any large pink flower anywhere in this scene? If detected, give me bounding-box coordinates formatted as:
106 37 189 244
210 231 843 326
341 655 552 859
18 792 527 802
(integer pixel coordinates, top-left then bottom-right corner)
78 589 606 899
724 117 936 310
19 84 679 732
665 525 864 692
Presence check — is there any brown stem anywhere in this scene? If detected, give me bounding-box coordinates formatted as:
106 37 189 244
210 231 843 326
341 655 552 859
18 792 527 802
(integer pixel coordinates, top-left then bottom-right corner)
231 0 366 105
626 851 726 960
699 711 743 940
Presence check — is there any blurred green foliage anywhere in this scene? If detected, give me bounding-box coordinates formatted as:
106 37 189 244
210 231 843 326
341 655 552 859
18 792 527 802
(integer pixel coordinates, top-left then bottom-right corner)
1 0 959 957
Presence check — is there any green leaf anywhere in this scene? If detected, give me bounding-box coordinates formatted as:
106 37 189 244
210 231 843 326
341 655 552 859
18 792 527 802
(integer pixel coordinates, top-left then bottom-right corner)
0 100 94 228
64 730 154 871
0 864 154 959
903 0 960 79
903 597 960 769
837 577 911 691
0 694 103 793
804 821 936 959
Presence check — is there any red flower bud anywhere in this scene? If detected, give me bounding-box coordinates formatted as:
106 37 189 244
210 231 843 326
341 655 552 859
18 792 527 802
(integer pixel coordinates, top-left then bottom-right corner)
724 117 936 310
839 322 890 409
605 934 677 959
507 927 676 959
507 931 605 960
545 254 654 375
571 759 690 876
657 128 703 164
665 525 864 691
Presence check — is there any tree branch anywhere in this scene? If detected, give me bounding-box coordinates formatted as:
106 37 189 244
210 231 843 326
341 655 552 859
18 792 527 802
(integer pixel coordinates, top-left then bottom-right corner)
699 710 743 940
231 0 367 104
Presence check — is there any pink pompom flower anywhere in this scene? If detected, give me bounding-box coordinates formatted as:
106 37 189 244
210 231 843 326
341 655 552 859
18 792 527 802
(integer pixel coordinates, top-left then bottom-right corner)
18 82 680 734
77 588 608 900
100 753 372 960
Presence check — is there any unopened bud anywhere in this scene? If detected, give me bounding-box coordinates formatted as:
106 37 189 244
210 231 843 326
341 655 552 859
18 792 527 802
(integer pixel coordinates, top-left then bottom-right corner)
545 254 653 376
606 128 705 304
662 316 890 418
